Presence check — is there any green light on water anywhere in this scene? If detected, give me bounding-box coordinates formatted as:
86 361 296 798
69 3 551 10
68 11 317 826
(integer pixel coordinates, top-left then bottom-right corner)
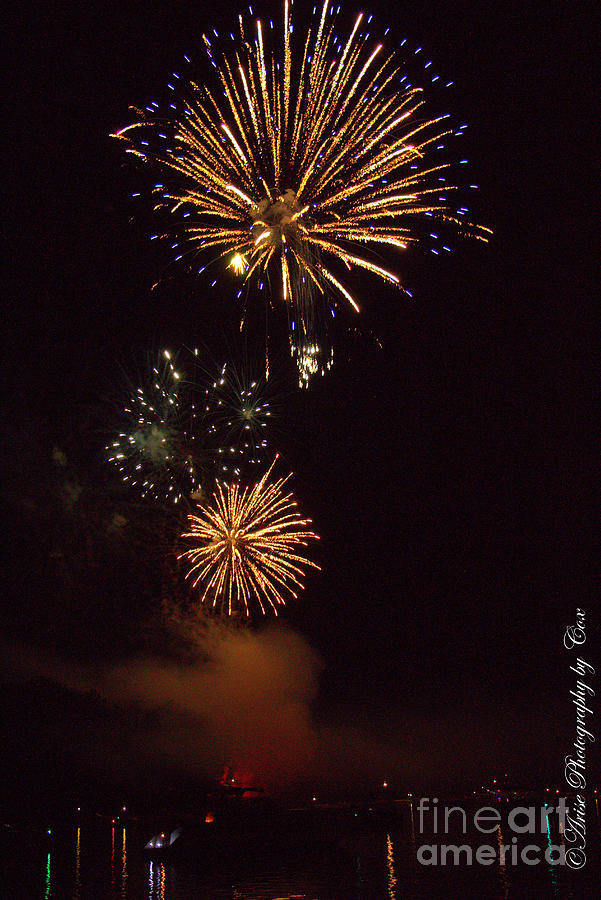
45 852 51 899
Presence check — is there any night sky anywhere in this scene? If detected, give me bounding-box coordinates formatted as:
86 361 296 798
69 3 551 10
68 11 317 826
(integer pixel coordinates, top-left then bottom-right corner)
2 0 596 809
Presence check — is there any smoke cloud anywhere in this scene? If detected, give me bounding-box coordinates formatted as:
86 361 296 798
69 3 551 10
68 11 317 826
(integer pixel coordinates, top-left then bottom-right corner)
105 622 323 788
3 620 393 793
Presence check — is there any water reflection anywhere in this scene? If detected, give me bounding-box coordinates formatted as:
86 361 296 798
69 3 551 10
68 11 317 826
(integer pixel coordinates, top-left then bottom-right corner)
121 828 127 899
44 852 51 900
73 826 81 900
496 825 510 899
4 814 597 900
546 812 560 897
355 853 363 891
386 834 397 899
408 801 415 847
149 861 166 900
111 826 115 889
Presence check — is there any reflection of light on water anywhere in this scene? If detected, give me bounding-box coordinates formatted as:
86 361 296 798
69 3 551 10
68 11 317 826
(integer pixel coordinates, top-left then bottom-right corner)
74 826 81 900
121 828 127 899
44 852 51 900
546 812 560 897
496 825 510 899
111 827 115 888
355 853 363 889
408 801 415 847
386 834 397 899
148 861 165 900
497 824 505 866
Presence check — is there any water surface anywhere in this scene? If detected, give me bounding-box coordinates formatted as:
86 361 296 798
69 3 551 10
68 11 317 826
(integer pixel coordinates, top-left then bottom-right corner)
4 800 599 899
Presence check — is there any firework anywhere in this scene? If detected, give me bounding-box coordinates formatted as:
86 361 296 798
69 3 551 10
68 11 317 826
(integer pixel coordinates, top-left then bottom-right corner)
208 360 274 479
107 348 279 502
113 1 490 384
106 349 208 504
179 458 319 616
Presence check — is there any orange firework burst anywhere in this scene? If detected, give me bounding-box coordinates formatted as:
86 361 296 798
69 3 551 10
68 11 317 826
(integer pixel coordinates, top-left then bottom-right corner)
179 458 319 616
113 0 490 384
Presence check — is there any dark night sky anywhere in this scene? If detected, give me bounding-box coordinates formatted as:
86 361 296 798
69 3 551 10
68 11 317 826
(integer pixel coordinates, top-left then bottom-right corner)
2 0 597 804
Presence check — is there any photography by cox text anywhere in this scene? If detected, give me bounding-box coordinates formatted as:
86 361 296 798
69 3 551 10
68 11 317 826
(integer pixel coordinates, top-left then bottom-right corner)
415 609 595 868
563 607 595 868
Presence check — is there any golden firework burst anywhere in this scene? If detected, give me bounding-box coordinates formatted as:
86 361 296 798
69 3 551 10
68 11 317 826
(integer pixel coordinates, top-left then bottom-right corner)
114 1 490 382
179 458 319 616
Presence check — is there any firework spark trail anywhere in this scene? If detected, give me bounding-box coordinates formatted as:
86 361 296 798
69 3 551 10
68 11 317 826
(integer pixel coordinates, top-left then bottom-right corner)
114 1 491 383
179 457 319 616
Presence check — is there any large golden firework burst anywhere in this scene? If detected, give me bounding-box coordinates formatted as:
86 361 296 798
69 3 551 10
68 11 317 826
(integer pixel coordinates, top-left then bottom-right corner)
114 1 490 382
178 458 319 616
